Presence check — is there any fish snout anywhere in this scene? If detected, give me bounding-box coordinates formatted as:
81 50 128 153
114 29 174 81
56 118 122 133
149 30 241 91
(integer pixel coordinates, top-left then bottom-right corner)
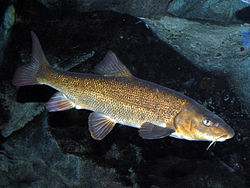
217 125 235 141
227 126 235 139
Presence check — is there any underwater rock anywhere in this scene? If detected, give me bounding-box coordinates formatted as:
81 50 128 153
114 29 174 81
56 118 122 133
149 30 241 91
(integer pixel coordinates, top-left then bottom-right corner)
0 4 15 66
140 16 250 111
36 0 170 18
0 114 123 187
0 82 44 137
36 0 247 24
2 4 15 31
167 0 248 24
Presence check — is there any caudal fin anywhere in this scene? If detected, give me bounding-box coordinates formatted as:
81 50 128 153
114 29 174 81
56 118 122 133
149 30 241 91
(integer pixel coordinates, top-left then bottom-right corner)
12 31 50 86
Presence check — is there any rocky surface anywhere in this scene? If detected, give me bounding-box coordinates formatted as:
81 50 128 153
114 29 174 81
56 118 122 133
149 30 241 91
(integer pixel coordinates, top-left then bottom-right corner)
0 82 44 137
167 0 248 24
0 0 249 187
37 0 249 24
0 113 123 188
0 4 15 66
140 16 250 111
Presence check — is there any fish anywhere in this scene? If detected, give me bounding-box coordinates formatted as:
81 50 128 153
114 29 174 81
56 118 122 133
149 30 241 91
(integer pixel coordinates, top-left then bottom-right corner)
242 30 250 49
240 0 250 4
13 32 235 150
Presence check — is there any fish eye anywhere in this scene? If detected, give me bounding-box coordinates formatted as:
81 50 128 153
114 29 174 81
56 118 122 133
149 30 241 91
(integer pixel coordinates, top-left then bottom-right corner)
202 119 211 126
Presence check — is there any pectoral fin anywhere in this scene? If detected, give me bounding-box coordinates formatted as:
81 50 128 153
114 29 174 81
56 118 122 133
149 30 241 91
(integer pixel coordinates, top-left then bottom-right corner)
46 92 75 112
138 122 175 140
88 112 116 140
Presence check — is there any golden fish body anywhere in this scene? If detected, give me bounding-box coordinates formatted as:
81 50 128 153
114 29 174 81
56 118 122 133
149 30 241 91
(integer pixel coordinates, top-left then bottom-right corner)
13 32 234 147
42 70 187 129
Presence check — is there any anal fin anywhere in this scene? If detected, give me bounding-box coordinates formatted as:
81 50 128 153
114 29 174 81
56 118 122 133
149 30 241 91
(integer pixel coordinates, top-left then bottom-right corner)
88 112 116 140
46 92 75 112
138 122 175 140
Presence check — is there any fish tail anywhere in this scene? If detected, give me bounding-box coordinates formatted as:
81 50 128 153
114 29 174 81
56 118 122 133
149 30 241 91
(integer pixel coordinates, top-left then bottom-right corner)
12 31 50 86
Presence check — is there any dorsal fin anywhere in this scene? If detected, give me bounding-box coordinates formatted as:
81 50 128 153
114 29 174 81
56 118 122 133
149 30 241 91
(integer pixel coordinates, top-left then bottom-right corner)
94 51 133 77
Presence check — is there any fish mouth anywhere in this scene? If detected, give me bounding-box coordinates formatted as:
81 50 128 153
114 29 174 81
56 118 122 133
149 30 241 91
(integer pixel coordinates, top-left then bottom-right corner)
206 130 235 150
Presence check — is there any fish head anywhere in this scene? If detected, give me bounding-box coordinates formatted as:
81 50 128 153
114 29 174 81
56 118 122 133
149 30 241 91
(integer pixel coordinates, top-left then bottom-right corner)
174 103 234 142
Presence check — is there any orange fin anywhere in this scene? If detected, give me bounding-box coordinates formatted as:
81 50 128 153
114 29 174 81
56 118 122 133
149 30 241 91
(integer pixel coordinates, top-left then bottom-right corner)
12 31 50 86
46 92 75 112
138 122 175 140
94 51 133 77
88 112 116 140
